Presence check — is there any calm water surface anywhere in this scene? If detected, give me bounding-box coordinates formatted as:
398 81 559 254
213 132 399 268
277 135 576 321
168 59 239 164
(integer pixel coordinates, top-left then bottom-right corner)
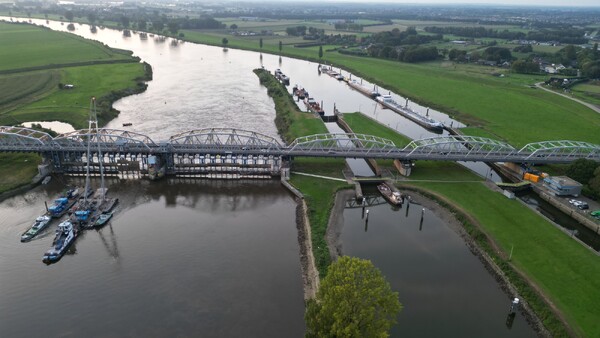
0 179 305 337
340 191 536 337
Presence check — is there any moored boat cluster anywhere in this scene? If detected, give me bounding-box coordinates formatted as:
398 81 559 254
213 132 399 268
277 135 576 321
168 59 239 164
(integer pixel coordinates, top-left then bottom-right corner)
20 186 119 264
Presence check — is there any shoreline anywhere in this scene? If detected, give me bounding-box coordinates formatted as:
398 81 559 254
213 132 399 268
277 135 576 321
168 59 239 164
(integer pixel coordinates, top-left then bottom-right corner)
325 187 551 337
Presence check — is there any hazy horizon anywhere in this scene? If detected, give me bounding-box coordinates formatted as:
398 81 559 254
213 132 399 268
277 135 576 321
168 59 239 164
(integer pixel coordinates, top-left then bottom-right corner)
226 0 600 8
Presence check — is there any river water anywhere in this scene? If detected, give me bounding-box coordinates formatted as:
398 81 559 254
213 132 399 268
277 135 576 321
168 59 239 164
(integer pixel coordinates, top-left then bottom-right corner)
1 17 537 337
0 178 305 337
339 190 535 337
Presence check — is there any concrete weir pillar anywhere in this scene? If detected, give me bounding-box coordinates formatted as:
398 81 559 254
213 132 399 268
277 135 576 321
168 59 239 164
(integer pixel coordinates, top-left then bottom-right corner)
394 159 413 177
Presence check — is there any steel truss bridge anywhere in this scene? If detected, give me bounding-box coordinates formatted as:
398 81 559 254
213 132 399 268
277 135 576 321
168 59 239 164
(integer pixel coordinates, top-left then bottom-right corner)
1 126 599 174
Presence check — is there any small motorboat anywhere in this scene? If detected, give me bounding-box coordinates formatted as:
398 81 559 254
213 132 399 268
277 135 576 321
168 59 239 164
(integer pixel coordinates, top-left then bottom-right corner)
95 212 113 228
21 215 52 242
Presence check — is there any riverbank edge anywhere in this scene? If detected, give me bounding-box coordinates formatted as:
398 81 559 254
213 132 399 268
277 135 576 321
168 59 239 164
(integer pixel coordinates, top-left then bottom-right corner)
281 178 320 300
326 186 553 337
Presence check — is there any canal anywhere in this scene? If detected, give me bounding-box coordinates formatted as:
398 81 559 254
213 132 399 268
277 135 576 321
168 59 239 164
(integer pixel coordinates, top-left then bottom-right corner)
1 17 538 336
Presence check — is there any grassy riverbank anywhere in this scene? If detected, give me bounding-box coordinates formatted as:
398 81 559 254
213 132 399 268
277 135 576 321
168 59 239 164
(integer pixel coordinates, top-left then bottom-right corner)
254 68 349 276
407 182 599 337
342 110 597 336
0 21 150 193
184 30 600 147
0 153 40 194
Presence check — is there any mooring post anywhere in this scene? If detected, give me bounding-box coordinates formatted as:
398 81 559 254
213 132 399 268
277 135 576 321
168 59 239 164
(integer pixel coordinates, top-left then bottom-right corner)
419 208 425 231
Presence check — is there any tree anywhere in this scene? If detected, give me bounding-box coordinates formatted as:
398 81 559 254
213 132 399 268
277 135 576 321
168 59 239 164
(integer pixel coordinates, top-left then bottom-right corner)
120 15 130 28
566 158 599 185
259 38 263 50
588 167 600 199
230 23 238 30
138 20 147 31
64 10 74 22
318 45 323 59
168 22 179 34
305 256 401 337
152 20 164 32
222 37 228 48
278 40 282 53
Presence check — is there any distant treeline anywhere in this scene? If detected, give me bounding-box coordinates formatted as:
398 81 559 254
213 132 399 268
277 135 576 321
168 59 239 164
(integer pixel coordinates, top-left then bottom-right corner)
367 27 442 47
424 26 588 44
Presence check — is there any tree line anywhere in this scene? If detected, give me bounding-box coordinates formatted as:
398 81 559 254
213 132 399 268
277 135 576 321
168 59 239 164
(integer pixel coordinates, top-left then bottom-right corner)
424 26 588 44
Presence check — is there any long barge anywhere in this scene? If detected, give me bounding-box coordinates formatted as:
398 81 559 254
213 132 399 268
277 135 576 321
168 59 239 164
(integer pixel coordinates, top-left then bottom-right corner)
376 95 444 133
347 80 381 99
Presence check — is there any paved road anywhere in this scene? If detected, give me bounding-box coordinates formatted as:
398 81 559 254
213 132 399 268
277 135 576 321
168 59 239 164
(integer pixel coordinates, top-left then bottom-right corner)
535 82 600 114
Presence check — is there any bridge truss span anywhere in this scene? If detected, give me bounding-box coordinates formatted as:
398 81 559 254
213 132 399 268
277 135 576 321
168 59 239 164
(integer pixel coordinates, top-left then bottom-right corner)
288 133 398 155
52 129 158 152
519 140 600 161
169 128 283 153
405 136 516 159
0 126 53 152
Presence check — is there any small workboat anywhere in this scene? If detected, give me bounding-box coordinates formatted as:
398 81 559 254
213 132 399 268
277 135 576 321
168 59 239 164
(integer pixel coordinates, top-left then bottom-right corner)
94 212 113 228
42 220 77 263
21 215 52 242
378 183 403 206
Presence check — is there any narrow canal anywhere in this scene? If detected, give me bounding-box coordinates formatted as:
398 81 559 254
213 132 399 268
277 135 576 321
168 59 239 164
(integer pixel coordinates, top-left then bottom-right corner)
1 17 540 337
337 189 536 337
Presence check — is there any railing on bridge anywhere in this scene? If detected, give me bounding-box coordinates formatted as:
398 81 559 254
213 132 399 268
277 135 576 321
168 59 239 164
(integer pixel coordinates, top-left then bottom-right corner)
1 126 599 164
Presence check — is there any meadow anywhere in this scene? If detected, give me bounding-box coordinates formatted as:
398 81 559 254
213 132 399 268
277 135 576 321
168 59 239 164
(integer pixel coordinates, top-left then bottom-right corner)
0 21 147 193
0 21 133 72
2 63 148 129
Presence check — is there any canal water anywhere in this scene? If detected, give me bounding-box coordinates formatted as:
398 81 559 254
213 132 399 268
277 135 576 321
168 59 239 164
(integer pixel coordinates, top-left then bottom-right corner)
340 190 536 337
1 17 537 336
0 178 305 337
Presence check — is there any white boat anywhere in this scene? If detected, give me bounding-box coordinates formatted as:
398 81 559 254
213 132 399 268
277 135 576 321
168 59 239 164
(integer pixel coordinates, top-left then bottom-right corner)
376 95 444 133
21 215 52 242
377 184 403 206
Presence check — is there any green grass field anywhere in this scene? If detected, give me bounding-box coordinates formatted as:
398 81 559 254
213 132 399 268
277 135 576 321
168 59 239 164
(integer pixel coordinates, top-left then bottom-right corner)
0 71 61 112
411 181 600 336
570 81 600 106
0 21 133 71
0 153 40 194
0 20 147 193
2 63 147 129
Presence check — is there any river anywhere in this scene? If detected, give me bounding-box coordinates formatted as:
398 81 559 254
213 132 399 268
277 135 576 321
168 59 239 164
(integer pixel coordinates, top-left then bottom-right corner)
1 17 537 337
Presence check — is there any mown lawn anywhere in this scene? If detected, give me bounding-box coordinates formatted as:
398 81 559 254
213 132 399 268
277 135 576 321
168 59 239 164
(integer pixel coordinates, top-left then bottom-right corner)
0 21 132 71
3 63 146 129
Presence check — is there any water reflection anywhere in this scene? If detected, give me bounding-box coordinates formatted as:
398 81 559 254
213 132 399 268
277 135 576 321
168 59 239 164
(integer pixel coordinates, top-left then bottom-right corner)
0 178 305 337
340 191 536 337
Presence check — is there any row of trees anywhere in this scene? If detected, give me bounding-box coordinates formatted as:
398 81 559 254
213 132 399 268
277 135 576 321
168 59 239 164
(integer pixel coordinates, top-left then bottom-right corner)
334 22 363 32
566 159 600 200
424 26 588 44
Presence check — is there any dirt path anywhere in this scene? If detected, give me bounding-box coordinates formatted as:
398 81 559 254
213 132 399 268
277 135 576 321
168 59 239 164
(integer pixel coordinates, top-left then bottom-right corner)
535 82 600 114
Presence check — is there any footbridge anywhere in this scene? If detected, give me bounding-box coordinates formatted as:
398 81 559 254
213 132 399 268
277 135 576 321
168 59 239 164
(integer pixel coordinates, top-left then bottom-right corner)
1 126 599 177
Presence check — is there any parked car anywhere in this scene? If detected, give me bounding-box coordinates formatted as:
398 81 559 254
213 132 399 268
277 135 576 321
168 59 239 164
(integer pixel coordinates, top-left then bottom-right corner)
568 199 579 205
577 203 589 210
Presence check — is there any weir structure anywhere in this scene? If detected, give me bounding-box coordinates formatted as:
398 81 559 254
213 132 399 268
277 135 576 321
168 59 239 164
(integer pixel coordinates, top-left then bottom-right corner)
1 126 599 179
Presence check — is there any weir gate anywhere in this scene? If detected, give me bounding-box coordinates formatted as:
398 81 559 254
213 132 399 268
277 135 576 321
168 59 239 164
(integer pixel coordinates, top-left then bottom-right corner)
1 126 599 179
